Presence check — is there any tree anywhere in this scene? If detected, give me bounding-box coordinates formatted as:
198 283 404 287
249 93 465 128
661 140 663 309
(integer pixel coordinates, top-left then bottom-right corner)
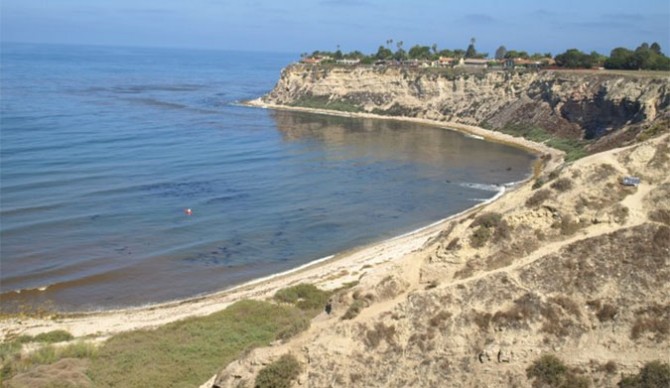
589 51 607 67
394 41 406 60
375 45 393 60
437 49 455 58
408 45 432 59
453 49 466 58
604 47 635 69
605 43 670 70
554 48 596 68
504 50 528 59
465 37 477 58
495 45 507 60
650 42 662 55
394 48 407 61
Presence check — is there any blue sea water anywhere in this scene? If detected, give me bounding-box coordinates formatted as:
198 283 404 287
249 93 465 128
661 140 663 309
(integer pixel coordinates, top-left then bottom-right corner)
0 43 536 311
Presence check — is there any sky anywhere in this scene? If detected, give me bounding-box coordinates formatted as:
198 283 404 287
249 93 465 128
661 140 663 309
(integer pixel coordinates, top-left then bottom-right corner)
2 0 669 56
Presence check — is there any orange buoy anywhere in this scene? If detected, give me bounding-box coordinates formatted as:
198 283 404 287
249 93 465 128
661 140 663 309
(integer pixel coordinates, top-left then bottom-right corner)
184 208 193 216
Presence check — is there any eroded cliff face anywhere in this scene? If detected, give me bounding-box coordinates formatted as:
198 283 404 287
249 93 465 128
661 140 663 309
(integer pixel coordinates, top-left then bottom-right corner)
262 65 670 142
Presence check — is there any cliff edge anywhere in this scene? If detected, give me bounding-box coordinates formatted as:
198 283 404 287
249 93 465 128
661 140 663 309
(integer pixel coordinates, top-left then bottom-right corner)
262 65 670 154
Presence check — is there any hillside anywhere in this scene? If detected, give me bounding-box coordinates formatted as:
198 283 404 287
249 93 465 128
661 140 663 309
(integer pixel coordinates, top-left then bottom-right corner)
210 67 670 387
212 132 669 388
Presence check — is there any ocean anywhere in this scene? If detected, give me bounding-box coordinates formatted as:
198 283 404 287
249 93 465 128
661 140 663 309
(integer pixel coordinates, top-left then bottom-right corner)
0 43 536 311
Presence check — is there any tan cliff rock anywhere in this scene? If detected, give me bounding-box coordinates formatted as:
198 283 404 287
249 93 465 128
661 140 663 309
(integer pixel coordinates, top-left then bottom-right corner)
262 65 670 144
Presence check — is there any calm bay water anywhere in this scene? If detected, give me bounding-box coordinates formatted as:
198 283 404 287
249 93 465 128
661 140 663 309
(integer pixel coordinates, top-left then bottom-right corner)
0 43 536 311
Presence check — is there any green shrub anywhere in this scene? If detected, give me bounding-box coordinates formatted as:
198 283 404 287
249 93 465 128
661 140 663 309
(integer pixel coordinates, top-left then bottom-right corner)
596 304 618 322
601 361 618 374
527 354 567 387
276 317 310 341
255 354 302 388
470 226 492 248
550 178 573 192
526 354 589 387
341 300 366 320
558 215 582 236
274 283 330 312
618 361 670 387
526 189 552 208
493 220 512 242
470 212 502 228
446 238 461 251
364 322 396 349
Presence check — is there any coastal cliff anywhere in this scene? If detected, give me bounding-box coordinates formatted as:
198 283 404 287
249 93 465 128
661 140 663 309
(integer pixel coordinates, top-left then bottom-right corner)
262 65 670 152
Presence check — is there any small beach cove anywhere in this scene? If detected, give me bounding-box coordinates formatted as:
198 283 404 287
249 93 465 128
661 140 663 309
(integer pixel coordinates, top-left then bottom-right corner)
1 44 544 314
0 101 562 340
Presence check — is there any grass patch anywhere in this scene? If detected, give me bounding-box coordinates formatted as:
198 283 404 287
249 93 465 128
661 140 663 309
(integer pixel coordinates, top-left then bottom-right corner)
255 353 302 388
33 330 74 344
274 283 331 313
87 300 310 388
1 330 78 380
499 124 590 162
290 95 362 113
1 341 97 381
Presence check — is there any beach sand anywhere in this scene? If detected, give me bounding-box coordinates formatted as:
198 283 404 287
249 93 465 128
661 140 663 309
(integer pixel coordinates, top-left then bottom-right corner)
0 104 564 341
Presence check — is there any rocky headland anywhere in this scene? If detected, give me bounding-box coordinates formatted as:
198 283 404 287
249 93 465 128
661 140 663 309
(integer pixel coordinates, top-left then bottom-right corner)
2 66 668 388
261 65 669 155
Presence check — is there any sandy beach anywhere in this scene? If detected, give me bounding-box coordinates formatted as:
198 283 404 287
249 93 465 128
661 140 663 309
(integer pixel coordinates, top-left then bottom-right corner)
0 104 563 341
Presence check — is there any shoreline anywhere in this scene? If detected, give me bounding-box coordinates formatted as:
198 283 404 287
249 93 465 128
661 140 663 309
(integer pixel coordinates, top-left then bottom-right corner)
243 98 563 159
0 104 562 341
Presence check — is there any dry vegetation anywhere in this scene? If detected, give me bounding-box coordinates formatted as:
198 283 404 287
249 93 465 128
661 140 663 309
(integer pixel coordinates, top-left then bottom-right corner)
209 134 670 387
